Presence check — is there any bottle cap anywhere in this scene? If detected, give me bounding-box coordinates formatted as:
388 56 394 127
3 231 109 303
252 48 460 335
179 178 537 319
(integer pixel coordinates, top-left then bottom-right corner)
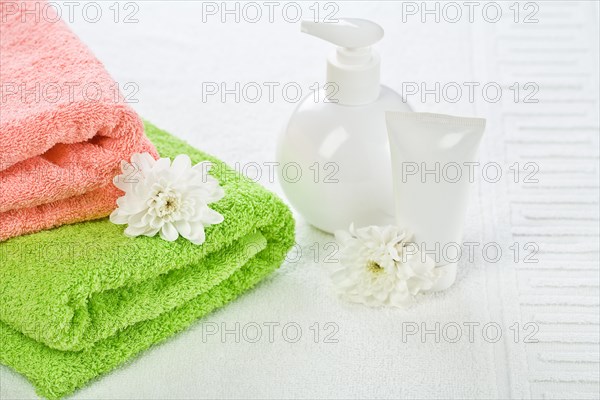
301 18 383 105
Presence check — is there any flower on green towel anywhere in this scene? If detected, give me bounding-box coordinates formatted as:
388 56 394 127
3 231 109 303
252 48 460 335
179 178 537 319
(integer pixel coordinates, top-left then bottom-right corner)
332 224 440 308
110 152 225 245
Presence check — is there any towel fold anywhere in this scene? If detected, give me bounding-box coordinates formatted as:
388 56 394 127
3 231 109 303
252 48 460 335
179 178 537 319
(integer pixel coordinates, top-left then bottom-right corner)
0 122 296 399
0 0 157 241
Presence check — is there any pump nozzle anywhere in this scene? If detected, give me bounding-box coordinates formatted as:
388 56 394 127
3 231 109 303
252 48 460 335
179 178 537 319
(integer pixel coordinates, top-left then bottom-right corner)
300 18 384 49
301 18 384 105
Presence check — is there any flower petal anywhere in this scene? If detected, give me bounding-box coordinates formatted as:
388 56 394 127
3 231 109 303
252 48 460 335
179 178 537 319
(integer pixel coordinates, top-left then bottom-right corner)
187 227 206 245
200 208 224 225
192 161 212 174
124 224 151 237
171 154 192 177
153 157 171 173
174 220 191 237
109 209 129 225
116 196 147 214
131 152 156 171
112 175 132 192
160 223 179 242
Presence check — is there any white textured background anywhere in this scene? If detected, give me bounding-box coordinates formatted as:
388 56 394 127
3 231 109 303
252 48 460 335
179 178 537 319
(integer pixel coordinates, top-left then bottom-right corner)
1 1 599 399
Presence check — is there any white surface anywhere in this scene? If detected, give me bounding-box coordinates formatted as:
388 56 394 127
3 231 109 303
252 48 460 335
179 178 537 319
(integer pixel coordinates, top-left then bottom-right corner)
1 1 599 399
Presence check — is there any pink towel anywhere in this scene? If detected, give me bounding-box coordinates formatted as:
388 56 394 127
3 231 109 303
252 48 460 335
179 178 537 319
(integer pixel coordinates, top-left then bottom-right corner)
0 1 158 241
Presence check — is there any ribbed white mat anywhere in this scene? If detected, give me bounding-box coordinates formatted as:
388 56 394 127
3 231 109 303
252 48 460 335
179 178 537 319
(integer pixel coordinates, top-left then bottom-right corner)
473 1 600 398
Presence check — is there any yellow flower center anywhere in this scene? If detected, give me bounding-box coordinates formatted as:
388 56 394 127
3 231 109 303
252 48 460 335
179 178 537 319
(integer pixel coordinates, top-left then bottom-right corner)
150 189 182 219
366 260 384 274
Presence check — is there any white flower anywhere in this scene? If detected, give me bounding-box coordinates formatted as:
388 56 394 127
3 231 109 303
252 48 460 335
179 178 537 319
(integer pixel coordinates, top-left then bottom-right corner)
110 152 225 245
331 224 440 308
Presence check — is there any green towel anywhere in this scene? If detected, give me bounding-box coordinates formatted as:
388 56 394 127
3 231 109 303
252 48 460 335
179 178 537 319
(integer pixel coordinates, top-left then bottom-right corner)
0 122 295 399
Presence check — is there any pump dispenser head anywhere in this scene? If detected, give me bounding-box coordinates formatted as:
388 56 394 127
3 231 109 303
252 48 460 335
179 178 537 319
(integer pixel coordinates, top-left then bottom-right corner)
301 18 384 106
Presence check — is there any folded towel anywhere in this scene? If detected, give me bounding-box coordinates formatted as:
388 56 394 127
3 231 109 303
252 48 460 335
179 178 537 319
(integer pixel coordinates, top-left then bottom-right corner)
0 122 296 399
0 0 157 241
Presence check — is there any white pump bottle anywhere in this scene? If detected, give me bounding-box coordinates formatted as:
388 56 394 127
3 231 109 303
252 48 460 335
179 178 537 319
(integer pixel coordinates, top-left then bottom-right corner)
277 18 411 233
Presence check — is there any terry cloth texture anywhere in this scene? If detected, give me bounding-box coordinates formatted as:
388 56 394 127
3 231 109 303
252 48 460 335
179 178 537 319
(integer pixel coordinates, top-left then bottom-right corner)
0 122 296 399
0 0 157 241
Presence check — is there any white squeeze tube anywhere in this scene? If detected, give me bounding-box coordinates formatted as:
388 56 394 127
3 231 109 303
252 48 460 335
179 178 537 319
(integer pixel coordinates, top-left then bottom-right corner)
385 112 486 291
